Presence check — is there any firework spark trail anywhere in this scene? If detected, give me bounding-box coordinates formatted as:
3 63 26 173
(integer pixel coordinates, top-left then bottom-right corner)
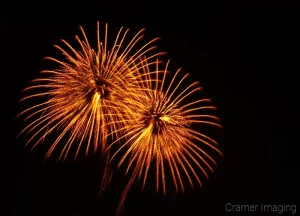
105 57 223 215
17 22 165 198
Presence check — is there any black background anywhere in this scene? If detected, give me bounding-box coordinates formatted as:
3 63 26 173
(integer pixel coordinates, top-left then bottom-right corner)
7 3 299 216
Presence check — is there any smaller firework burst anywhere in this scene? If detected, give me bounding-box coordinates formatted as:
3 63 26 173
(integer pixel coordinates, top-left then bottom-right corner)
107 57 223 214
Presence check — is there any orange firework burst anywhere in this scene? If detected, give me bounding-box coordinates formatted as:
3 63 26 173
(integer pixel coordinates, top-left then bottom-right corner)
108 57 223 214
17 22 164 161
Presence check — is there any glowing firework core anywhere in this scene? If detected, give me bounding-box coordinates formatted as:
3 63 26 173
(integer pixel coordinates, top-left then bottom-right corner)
89 78 111 98
141 108 165 135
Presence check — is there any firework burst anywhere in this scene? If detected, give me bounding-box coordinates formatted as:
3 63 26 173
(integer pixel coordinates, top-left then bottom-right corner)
107 57 223 214
17 22 164 161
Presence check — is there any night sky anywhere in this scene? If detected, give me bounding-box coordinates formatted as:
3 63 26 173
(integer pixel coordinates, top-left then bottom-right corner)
10 4 298 216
